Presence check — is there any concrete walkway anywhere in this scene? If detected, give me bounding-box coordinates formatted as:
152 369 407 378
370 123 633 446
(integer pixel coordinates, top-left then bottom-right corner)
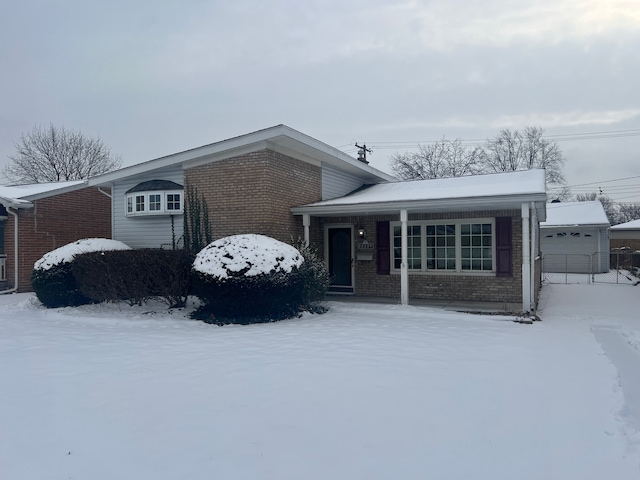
326 294 523 314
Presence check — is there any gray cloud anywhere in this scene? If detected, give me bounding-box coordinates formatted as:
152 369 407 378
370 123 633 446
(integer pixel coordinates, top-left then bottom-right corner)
1 0 638 201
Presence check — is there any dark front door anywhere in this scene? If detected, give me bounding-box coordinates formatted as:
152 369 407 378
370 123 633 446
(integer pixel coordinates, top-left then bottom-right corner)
328 227 353 293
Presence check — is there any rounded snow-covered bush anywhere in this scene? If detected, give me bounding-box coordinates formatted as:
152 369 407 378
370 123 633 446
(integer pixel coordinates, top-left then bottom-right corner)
32 238 131 308
191 234 306 323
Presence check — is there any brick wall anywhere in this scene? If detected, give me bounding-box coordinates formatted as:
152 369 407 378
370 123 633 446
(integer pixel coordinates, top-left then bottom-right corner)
184 149 322 244
317 210 524 304
3 187 111 292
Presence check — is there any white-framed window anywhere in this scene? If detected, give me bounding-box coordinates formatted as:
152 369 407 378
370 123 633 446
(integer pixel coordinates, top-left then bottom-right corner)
125 190 183 217
391 219 495 274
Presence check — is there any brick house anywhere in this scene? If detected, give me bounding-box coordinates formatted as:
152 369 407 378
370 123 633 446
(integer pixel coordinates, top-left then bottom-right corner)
0 181 111 292
88 125 547 312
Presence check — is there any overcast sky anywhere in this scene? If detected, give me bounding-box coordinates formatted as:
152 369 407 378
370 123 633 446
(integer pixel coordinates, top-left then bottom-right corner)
1 0 638 201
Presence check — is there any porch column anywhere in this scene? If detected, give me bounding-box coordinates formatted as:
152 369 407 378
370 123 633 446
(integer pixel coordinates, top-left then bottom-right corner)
521 203 531 312
400 209 409 305
302 214 310 246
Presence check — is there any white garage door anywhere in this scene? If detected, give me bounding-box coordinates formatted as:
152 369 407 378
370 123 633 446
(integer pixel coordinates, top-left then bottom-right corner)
542 228 599 273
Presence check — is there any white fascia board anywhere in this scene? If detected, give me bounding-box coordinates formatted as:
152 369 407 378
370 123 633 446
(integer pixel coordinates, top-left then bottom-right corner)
291 194 547 216
541 222 610 228
89 124 396 187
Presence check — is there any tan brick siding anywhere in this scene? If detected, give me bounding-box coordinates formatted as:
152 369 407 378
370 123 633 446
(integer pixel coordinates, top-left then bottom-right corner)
184 150 322 244
4 187 111 292
317 210 524 305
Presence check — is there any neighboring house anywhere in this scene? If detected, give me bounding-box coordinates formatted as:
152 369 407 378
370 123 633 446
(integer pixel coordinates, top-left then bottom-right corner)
89 125 547 312
540 201 610 274
610 219 640 251
0 181 112 293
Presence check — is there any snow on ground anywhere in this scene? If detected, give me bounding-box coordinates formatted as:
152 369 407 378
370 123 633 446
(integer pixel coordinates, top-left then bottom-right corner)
1 283 639 479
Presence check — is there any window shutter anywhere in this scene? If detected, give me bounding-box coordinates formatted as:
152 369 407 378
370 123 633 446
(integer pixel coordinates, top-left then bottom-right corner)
495 217 512 277
377 221 391 275
496 217 513 277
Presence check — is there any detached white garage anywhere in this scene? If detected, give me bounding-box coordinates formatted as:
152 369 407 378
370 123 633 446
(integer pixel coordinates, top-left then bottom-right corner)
541 201 610 273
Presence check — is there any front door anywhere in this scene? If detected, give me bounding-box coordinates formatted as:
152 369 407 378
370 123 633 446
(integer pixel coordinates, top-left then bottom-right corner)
327 227 353 293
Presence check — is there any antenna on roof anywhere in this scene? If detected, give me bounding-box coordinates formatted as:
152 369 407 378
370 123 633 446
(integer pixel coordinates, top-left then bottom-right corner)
355 143 372 164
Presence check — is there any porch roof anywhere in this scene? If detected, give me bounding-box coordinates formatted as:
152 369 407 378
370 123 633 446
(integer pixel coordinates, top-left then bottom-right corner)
292 169 547 218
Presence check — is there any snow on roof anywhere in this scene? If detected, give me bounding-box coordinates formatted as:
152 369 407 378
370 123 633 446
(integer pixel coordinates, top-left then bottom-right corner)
0 180 87 206
611 218 640 230
304 169 546 207
541 201 610 227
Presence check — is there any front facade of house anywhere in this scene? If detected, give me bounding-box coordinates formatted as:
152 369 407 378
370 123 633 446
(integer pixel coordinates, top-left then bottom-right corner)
0 182 111 292
89 125 547 312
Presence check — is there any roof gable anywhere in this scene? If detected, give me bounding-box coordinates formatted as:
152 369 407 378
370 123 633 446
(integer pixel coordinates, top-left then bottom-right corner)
88 125 395 186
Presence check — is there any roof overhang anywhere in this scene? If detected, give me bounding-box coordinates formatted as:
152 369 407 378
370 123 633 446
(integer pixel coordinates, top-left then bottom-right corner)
292 193 548 218
0 196 33 209
88 125 396 186
541 223 610 229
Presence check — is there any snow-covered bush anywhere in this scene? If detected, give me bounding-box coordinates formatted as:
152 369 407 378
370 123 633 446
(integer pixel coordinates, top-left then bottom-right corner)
292 239 330 312
191 234 307 324
32 239 131 308
72 249 194 308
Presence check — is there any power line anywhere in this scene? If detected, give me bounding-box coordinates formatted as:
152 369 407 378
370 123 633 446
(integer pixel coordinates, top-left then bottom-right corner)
339 128 640 152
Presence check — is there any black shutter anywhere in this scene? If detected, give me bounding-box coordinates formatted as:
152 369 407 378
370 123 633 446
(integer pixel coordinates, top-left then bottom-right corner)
377 221 390 275
495 216 512 277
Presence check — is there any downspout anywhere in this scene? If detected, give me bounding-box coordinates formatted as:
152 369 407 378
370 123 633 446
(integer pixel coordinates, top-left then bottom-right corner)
0 207 19 294
400 209 409 305
97 187 112 198
521 203 531 313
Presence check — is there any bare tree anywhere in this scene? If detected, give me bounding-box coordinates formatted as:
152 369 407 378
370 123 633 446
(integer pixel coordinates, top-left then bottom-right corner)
390 138 482 180
575 192 619 225
481 127 566 187
617 203 640 224
4 124 121 184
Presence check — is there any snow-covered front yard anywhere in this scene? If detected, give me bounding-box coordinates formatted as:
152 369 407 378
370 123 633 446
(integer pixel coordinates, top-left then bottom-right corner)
1 283 639 479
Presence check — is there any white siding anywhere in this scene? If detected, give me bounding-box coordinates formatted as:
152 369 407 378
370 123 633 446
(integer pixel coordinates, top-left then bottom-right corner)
112 166 184 249
598 227 610 271
321 163 367 200
541 226 609 273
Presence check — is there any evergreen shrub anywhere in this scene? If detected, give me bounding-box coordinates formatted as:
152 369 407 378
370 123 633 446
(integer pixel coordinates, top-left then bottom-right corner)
72 249 193 308
31 238 131 308
191 234 309 324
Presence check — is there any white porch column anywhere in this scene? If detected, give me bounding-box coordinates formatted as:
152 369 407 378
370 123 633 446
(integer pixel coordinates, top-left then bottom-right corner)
302 214 310 246
400 209 409 305
530 202 537 310
521 203 531 313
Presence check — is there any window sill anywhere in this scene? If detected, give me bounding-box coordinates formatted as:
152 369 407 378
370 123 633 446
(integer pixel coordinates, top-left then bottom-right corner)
390 270 496 277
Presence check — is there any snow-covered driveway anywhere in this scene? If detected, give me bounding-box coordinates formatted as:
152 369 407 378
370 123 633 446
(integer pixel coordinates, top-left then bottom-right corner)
0 283 639 480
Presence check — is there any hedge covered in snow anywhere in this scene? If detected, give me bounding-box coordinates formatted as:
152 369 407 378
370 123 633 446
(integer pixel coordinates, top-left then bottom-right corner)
32 239 131 308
